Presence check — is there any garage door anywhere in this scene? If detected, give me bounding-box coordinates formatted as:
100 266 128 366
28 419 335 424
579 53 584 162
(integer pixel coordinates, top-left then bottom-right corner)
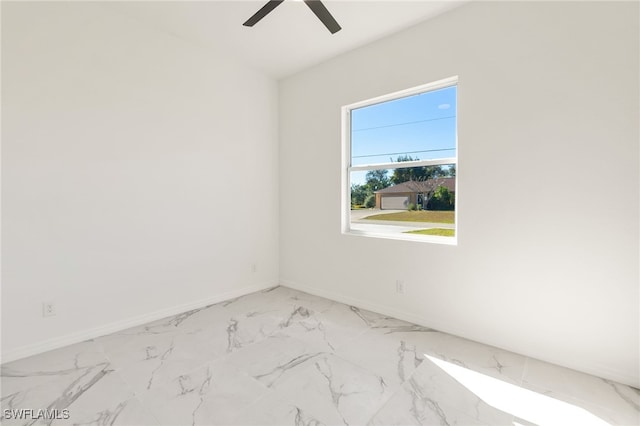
381 196 409 210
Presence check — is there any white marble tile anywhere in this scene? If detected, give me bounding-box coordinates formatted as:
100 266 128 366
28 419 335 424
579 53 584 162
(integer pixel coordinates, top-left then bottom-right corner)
366 355 516 425
96 333 203 396
263 352 396 425
2 340 107 373
1 340 109 398
4 379 158 426
1 286 636 426
283 287 338 313
223 334 324 385
136 358 269 426
109 351 207 396
368 383 488 426
275 303 400 354
46 371 158 426
344 306 427 334
1 363 122 426
334 329 432 391
216 287 362 354
227 390 332 426
95 328 179 367
372 329 527 386
215 286 314 319
1 371 93 426
62 396 161 426
269 307 366 353
424 335 527 387
140 303 231 335
96 322 231 395
521 357 640 425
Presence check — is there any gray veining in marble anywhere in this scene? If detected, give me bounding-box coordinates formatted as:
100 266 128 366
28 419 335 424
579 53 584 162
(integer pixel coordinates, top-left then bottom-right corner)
2 286 638 425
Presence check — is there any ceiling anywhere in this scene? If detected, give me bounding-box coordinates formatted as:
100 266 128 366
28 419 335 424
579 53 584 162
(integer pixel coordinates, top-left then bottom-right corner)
103 1 467 79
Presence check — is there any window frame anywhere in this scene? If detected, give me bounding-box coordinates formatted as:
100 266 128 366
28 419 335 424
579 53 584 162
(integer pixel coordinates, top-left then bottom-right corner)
341 76 459 244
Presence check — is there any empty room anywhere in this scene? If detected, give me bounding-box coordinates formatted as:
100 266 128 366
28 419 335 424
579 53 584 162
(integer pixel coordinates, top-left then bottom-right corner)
1 0 638 425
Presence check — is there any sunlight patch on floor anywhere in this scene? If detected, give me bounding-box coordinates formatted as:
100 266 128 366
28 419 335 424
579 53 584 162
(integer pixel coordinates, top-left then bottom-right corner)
425 355 610 426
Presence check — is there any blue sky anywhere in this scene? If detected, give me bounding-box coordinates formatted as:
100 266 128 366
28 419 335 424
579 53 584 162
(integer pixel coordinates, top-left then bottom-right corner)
350 85 456 185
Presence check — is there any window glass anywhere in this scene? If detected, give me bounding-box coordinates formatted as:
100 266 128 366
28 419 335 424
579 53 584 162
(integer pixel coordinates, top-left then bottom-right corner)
344 79 457 243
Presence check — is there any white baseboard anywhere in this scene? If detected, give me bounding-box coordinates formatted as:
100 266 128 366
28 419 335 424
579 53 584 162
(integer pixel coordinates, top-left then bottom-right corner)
1 281 278 364
280 280 639 389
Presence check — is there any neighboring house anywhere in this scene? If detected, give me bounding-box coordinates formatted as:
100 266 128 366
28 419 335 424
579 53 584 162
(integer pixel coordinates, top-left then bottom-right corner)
374 177 456 210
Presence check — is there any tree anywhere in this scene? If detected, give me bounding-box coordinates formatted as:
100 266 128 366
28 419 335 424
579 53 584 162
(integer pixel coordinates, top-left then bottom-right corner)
446 164 456 177
350 170 390 208
350 184 368 207
390 155 447 184
364 169 390 191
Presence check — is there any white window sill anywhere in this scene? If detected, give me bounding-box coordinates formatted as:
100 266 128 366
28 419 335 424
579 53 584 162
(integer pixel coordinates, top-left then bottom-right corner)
343 226 457 246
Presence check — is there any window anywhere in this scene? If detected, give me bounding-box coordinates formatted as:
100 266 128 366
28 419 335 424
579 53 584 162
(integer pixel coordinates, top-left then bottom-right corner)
341 77 458 243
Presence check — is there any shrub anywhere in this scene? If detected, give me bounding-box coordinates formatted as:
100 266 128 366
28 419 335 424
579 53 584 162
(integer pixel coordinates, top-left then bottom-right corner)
364 195 376 208
430 186 454 210
408 203 417 211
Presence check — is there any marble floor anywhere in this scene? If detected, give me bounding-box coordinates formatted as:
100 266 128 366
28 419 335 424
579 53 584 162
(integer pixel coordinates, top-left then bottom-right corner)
1 286 638 426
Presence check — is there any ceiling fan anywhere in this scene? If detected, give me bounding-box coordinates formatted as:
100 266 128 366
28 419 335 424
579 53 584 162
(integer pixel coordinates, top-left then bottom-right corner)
243 0 342 34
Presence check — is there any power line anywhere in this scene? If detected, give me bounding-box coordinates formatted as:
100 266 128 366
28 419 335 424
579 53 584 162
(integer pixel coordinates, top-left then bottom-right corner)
352 115 455 132
352 148 455 159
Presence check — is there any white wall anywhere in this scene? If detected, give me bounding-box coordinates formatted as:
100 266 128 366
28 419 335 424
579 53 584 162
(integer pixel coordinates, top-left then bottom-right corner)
1 2 279 360
279 1 639 387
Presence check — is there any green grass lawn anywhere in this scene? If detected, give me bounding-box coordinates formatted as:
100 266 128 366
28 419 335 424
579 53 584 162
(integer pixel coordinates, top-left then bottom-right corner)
362 210 454 224
404 228 455 237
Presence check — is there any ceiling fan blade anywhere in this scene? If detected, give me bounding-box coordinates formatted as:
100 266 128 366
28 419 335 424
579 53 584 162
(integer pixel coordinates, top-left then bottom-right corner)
243 0 285 27
303 0 341 34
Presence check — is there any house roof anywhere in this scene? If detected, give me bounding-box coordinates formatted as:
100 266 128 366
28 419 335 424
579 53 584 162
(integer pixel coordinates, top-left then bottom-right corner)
374 177 455 194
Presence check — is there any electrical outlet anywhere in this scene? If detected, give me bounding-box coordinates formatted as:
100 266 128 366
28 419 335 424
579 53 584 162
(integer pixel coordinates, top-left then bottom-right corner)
395 280 405 294
42 302 56 317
